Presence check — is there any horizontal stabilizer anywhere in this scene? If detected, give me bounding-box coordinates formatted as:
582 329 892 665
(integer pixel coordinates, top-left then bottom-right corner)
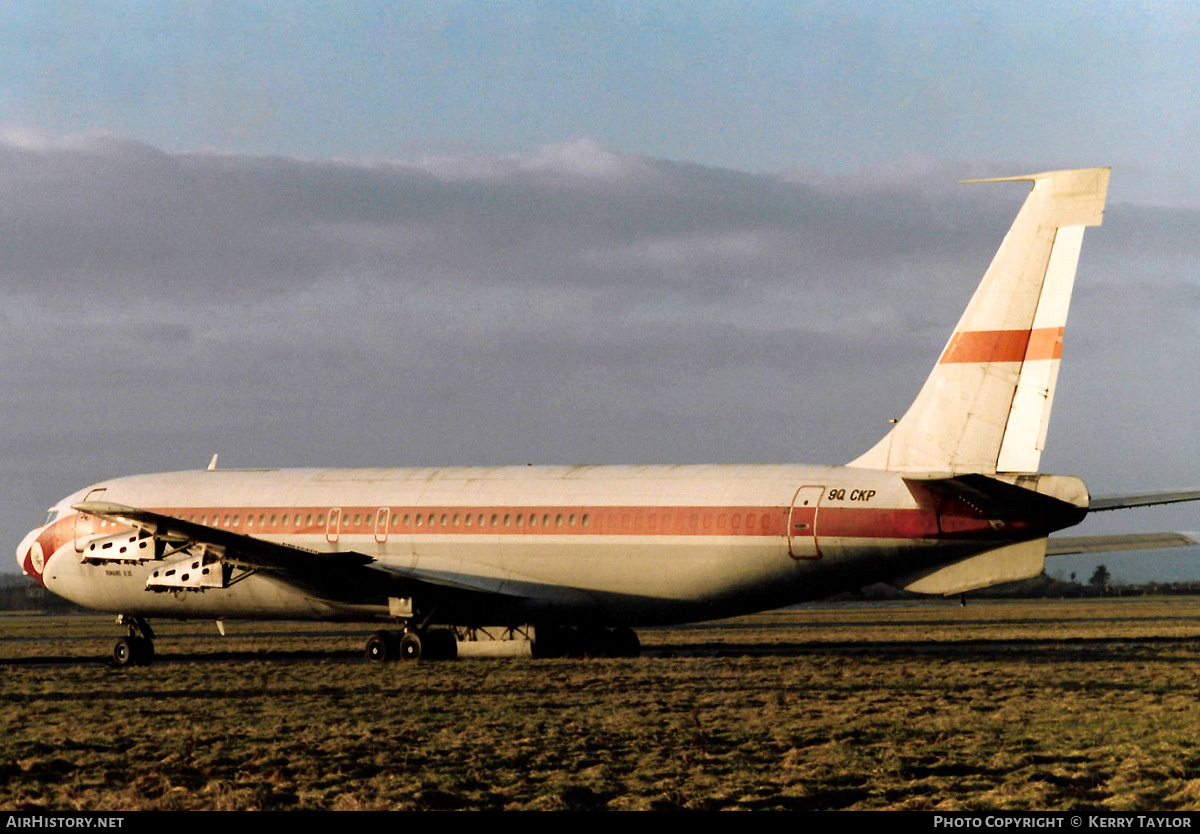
1047 532 1198 555
1088 489 1200 512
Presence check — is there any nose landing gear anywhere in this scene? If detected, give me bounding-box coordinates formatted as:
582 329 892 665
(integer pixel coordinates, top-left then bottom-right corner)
112 614 155 666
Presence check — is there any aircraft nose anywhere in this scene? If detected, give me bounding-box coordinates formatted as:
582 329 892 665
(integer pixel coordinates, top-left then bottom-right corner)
16 526 45 583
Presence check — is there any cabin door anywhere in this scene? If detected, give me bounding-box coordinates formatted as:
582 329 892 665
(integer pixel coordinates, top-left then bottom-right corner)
788 485 824 559
374 507 389 543
326 507 342 544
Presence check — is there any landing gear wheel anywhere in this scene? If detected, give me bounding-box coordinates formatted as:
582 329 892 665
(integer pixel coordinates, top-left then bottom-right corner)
364 631 398 663
134 636 155 664
399 631 424 661
530 626 639 658
425 629 458 660
113 635 153 666
609 627 641 658
531 626 569 659
113 637 135 666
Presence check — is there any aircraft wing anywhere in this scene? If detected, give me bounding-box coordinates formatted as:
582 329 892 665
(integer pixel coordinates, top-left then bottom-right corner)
73 501 373 570
1046 532 1198 555
71 501 543 609
1088 489 1200 512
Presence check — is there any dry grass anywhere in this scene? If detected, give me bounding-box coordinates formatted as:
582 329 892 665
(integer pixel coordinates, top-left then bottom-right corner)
6 598 1200 810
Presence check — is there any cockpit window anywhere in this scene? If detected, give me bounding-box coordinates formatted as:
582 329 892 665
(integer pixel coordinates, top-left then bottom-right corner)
43 508 60 527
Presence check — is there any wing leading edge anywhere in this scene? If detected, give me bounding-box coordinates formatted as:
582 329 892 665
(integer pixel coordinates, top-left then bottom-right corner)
73 500 372 571
71 500 544 612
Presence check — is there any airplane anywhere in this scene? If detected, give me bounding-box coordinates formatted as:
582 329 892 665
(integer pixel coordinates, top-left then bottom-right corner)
15 167 1200 665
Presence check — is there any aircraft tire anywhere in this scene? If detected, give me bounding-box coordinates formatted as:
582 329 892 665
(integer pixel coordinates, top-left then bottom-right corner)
113 637 138 667
530 626 568 659
610 627 641 658
399 631 423 661
114 636 154 666
425 629 458 660
364 631 398 663
134 636 155 665
112 637 133 666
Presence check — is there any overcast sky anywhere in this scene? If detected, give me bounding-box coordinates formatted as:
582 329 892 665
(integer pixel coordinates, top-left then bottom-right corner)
3 2 1199 584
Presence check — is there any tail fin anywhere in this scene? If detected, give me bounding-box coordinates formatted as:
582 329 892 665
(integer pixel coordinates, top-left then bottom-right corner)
849 168 1110 474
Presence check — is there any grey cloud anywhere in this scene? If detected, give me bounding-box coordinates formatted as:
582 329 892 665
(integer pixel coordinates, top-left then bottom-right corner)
4 134 1199 569
2 133 1023 310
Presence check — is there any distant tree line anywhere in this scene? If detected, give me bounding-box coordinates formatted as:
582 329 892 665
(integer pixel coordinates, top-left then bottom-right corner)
0 573 87 613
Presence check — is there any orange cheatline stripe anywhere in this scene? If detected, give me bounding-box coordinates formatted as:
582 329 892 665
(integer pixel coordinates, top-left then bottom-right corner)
60 504 943 541
939 327 1063 364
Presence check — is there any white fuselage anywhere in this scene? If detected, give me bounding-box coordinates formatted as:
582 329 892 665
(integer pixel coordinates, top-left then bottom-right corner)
17 464 1060 627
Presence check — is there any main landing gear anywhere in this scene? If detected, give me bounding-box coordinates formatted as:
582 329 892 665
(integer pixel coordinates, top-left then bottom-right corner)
532 626 641 659
112 615 155 666
363 625 641 662
364 628 457 662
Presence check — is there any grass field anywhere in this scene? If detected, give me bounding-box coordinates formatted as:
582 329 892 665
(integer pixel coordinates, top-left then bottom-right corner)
6 598 1200 810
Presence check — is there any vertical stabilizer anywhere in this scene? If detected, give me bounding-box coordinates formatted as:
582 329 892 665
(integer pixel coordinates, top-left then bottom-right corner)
849 168 1109 474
